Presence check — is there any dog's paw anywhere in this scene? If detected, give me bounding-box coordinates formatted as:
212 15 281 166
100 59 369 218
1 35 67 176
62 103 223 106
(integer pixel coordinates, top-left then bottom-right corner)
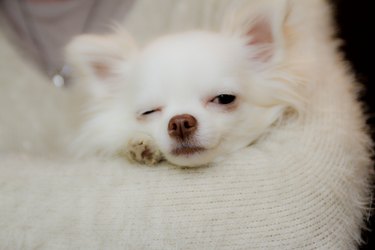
125 135 163 165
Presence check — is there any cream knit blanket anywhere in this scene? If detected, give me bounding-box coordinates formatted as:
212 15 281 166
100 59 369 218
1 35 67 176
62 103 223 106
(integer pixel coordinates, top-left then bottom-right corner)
0 0 372 249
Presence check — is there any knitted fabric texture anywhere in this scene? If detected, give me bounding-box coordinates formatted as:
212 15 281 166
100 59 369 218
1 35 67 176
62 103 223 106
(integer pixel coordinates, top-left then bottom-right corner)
0 0 372 249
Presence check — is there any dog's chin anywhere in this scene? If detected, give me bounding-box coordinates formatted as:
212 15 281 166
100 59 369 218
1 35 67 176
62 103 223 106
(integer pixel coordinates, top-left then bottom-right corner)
165 145 217 167
171 146 205 156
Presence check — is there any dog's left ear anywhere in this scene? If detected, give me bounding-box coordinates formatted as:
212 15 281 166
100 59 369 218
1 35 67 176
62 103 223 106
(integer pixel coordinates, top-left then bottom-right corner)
222 0 289 66
223 1 305 115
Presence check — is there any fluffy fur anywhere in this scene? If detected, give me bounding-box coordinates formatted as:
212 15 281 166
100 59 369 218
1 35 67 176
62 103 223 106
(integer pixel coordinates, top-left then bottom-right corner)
0 0 373 249
67 0 304 167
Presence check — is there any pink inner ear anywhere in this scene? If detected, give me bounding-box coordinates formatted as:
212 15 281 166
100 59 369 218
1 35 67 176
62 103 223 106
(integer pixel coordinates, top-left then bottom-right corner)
247 17 274 62
91 62 111 80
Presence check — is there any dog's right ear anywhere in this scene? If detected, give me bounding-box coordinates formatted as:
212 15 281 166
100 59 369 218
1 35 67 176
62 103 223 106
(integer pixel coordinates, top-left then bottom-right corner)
66 32 137 97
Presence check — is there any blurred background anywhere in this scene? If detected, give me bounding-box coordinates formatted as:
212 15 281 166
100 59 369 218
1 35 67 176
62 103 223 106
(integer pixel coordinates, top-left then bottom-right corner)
332 0 373 249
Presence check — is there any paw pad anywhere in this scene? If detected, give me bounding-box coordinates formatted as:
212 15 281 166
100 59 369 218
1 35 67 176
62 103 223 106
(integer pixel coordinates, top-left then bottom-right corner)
125 136 163 165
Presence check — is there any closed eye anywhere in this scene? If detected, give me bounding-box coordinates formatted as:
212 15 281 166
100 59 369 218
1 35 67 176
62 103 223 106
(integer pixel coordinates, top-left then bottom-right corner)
142 110 157 116
140 107 162 116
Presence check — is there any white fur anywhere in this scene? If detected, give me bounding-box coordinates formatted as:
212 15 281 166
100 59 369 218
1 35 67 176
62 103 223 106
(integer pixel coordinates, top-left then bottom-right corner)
67 0 305 167
0 0 373 249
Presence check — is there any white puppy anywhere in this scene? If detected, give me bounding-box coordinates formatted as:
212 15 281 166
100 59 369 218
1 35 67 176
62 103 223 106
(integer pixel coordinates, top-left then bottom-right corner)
67 0 304 167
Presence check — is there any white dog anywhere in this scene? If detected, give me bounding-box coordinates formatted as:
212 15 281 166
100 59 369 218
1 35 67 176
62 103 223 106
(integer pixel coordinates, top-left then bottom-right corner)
67 0 304 167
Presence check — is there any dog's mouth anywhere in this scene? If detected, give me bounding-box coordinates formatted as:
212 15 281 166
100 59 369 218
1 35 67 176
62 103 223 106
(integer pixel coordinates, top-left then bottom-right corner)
171 146 206 156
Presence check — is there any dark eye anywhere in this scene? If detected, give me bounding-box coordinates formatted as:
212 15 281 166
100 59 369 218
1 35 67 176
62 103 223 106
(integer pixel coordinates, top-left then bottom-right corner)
211 94 236 105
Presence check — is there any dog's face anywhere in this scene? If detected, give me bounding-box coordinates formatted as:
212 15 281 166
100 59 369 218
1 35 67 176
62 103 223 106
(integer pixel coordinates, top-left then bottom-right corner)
131 32 276 166
67 0 303 166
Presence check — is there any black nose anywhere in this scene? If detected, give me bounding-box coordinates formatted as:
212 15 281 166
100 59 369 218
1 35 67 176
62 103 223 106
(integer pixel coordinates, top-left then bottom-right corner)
168 114 197 141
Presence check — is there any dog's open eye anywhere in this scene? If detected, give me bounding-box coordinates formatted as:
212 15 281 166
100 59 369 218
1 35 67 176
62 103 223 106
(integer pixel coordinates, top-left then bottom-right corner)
211 94 236 105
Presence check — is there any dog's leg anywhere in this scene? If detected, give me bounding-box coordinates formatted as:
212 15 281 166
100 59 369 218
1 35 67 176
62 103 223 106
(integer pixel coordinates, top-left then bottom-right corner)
124 134 164 165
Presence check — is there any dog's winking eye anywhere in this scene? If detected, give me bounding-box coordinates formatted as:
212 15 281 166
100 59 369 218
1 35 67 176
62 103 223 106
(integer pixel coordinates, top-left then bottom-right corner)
142 110 156 115
140 108 161 116
211 94 236 105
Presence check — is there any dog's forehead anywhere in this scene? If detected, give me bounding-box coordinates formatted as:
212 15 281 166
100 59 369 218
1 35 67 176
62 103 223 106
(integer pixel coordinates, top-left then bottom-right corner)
133 31 246 90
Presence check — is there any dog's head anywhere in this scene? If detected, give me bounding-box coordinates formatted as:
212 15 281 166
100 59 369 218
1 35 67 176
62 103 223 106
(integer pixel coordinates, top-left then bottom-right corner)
67 0 304 166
